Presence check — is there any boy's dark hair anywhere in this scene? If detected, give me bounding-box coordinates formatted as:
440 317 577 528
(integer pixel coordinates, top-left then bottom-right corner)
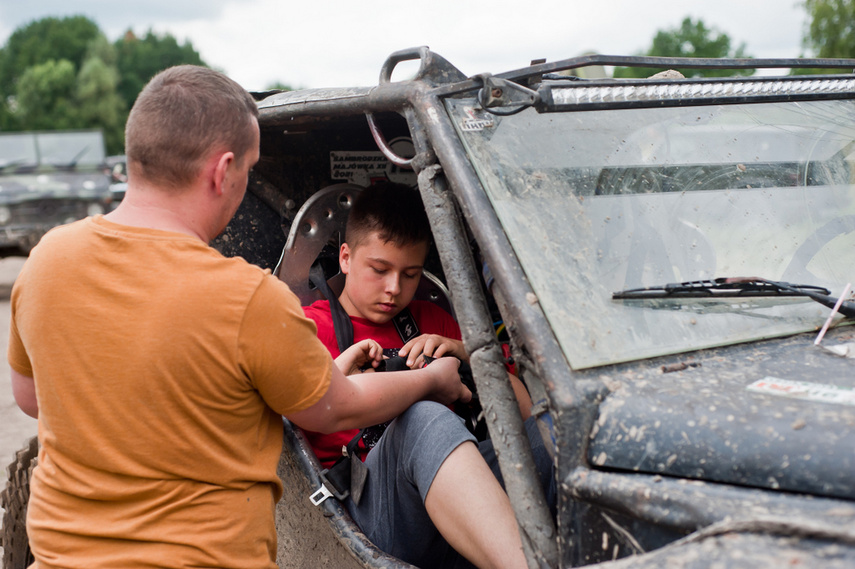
346 182 431 249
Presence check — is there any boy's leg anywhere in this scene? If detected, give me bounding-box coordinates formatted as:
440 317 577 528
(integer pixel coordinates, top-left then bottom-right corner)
346 401 527 569
345 401 475 568
424 442 527 569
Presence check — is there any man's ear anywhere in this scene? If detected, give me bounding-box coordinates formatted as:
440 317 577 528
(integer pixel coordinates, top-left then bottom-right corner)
212 151 235 195
339 242 352 275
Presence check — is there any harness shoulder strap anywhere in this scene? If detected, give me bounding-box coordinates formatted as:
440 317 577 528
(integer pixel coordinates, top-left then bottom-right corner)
308 263 354 354
391 307 420 345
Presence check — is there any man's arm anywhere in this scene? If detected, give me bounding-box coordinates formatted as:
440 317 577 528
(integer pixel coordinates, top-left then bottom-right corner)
11 368 38 418
285 356 469 434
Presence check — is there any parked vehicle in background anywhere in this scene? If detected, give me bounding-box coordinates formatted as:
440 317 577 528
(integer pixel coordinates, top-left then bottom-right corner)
103 154 128 185
103 155 128 210
0 130 113 256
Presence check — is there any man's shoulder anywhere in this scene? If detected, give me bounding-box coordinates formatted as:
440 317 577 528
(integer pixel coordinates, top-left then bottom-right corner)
33 217 91 248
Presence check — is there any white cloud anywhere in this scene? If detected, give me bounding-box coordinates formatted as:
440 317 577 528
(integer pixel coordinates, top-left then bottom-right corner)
0 0 809 91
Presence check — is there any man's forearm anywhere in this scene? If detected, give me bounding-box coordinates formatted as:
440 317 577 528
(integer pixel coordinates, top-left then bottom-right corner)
286 358 465 434
11 368 38 418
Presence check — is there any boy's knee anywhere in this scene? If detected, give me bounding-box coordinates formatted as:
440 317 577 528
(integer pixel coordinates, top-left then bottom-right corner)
381 402 474 480
397 401 456 430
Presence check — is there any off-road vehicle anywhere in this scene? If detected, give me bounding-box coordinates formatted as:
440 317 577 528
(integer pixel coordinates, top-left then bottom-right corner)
0 129 113 256
5 49 855 568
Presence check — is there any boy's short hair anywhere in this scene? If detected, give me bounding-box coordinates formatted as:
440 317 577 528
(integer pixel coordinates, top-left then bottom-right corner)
346 182 431 249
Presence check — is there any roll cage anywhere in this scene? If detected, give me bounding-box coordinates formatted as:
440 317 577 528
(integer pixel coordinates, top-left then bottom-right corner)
219 50 855 568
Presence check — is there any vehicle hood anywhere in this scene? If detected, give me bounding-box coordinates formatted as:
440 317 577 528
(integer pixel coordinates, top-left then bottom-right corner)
0 171 111 203
588 326 855 499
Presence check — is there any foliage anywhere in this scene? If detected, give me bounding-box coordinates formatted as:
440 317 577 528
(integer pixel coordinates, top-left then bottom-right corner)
14 59 78 131
796 0 855 74
0 17 208 155
264 81 295 92
0 16 101 98
114 30 206 108
76 41 127 154
613 17 754 79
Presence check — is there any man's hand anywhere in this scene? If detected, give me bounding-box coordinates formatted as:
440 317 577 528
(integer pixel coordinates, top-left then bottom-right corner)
335 339 384 375
422 356 472 405
399 334 467 368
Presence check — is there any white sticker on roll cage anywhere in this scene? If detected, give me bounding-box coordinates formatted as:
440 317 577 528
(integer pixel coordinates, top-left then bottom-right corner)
330 137 417 186
459 106 495 131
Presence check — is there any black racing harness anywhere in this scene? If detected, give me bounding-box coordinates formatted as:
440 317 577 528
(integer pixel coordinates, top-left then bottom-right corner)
308 263 421 505
307 263 481 506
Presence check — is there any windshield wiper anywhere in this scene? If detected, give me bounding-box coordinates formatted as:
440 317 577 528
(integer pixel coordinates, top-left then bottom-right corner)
0 158 27 172
613 277 855 318
52 146 91 170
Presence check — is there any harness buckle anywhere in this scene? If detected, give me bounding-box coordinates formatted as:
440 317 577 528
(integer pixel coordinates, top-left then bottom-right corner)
309 483 335 506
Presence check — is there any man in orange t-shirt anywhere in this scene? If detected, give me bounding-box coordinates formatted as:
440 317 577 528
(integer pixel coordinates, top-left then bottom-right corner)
9 66 467 569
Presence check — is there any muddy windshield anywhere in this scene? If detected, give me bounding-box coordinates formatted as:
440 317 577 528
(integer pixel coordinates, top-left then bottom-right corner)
447 97 855 369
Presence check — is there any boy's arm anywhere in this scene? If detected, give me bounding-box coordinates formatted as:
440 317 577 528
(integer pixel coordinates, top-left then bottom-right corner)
285 356 471 434
399 333 533 419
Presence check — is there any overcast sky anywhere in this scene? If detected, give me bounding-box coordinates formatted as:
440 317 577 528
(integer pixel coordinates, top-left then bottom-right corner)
0 1 810 91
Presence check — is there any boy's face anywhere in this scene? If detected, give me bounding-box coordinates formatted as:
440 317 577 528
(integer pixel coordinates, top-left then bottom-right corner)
338 231 429 324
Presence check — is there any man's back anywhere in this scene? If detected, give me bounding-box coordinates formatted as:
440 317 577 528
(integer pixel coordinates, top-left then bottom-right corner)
9 216 330 568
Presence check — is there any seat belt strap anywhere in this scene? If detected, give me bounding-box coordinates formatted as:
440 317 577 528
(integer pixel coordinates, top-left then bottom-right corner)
391 309 420 344
308 263 354 354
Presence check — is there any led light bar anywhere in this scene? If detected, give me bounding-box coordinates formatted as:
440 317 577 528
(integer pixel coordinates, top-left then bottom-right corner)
541 76 855 112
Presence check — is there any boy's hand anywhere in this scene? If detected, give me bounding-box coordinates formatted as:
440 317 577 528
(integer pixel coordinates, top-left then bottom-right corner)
335 339 384 375
423 356 472 405
399 334 468 368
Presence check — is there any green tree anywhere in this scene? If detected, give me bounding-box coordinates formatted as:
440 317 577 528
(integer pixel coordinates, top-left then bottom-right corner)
0 16 101 100
0 17 209 155
797 0 855 74
14 59 78 131
114 30 206 109
76 39 127 154
614 17 753 78
264 81 295 92
0 16 102 131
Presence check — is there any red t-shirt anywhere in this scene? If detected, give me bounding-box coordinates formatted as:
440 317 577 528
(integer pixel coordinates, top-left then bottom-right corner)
302 299 461 468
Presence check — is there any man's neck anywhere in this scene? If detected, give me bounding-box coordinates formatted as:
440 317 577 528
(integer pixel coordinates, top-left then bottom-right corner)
105 184 210 241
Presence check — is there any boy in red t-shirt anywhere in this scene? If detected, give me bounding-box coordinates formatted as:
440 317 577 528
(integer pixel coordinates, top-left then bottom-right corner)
302 182 552 569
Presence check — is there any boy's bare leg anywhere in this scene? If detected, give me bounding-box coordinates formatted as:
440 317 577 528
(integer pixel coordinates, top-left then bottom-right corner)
424 442 528 569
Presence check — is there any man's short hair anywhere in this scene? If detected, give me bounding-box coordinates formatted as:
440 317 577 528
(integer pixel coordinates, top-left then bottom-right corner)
125 65 259 189
346 182 431 249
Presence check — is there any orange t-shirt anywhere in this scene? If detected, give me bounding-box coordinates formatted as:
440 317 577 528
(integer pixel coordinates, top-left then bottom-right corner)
8 216 332 569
